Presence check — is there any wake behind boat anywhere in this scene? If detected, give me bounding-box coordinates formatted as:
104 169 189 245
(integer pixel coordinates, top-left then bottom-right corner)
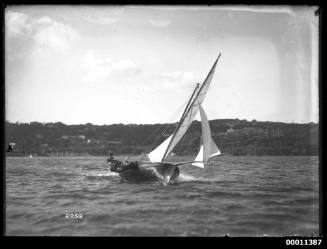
109 53 222 184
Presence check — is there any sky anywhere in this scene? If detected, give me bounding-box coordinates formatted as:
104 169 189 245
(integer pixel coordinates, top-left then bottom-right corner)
5 5 319 125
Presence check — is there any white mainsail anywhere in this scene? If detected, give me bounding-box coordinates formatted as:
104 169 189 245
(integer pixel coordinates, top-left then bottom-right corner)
192 104 220 168
147 53 221 163
161 54 221 160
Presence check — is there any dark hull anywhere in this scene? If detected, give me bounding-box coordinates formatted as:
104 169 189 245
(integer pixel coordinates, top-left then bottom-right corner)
119 163 180 184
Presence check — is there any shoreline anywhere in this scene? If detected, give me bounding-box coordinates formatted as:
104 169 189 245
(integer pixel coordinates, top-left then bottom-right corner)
5 155 319 158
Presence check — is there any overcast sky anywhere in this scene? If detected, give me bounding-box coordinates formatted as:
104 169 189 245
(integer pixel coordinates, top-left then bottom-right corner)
5 5 319 125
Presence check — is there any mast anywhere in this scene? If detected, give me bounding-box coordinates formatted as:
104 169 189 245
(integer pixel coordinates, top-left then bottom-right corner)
180 83 200 121
146 83 199 163
161 84 199 162
192 53 221 106
161 53 221 161
170 83 200 137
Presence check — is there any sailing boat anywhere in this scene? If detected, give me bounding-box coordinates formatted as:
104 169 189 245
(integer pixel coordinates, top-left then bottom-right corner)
116 53 222 184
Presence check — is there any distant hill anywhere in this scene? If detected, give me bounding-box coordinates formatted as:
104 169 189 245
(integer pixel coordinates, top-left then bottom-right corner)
5 119 319 157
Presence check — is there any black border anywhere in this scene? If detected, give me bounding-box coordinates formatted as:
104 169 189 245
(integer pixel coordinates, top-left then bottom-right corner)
1 1 325 247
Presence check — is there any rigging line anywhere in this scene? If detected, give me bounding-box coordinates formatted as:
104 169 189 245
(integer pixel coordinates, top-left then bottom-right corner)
139 124 168 149
147 122 171 153
139 81 201 153
161 83 200 161
139 97 190 150
137 98 190 164
160 84 200 139
130 99 188 164
116 101 187 161
162 54 221 161
140 83 198 162
158 83 200 139
146 97 192 153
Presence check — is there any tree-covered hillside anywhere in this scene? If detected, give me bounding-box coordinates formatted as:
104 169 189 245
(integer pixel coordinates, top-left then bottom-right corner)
5 119 319 156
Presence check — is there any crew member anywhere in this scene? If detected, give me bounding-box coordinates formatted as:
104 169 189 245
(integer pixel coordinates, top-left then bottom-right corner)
107 152 139 173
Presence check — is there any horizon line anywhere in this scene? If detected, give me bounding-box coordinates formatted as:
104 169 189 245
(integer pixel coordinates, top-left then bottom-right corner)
5 118 319 126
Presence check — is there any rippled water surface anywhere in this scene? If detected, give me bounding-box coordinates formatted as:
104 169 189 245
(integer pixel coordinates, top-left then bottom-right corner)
6 156 319 236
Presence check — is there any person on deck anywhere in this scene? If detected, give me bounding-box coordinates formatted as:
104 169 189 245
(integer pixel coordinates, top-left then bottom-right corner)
107 152 139 173
107 152 114 163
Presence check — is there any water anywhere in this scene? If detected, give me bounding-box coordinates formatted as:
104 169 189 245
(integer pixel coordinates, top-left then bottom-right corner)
6 156 319 236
